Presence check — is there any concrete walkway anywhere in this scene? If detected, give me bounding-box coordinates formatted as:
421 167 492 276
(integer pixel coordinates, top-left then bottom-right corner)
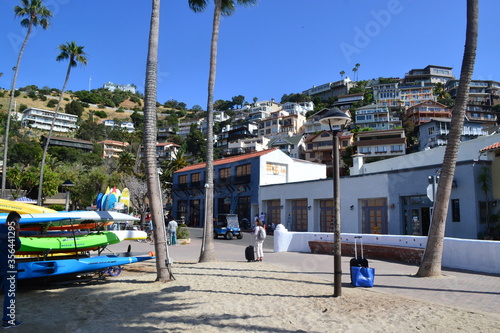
107 228 500 316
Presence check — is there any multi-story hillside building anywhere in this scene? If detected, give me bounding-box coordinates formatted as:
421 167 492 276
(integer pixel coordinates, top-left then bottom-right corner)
177 118 206 137
304 130 354 176
103 119 135 132
157 127 176 142
404 100 451 127
42 136 93 152
257 111 306 138
354 104 402 131
372 81 436 109
139 142 180 166
98 140 130 159
302 78 355 101
355 129 406 159
332 93 364 110
282 101 314 115
303 108 350 134
103 82 136 93
403 65 455 85
418 118 489 151
155 142 180 165
445 79 500 126
268 134 305 159
372 81 401 109
21 107 78 133
247 100 281 121
222 136 269 157
216 122 259 154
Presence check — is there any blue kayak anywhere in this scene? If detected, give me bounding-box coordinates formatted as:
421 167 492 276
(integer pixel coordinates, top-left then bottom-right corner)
17 255 155 280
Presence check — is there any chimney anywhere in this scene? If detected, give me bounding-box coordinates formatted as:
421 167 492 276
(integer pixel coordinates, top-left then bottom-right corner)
350 154 365 175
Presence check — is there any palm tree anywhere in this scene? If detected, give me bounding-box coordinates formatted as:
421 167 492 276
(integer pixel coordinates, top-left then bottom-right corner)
355 63 360 81
340 70 345 80
416 0 478 277
1 0 52 199
37 41 87 205
143 0 172 282
188 0 257 263
352 67 357 82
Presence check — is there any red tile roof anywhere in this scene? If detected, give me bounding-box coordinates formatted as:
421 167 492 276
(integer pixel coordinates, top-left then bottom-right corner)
175 148 279 173
157 142 180 147
480 142 500 152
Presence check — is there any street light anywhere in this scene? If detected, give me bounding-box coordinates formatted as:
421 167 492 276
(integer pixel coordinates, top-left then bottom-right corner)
319 108 351 297
61 180 74 211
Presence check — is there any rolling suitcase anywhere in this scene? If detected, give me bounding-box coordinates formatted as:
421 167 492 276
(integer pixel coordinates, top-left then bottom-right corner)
350 236 375 287
245 245 255 262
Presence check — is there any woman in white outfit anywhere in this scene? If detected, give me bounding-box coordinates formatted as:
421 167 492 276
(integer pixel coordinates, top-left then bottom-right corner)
253 219 265 261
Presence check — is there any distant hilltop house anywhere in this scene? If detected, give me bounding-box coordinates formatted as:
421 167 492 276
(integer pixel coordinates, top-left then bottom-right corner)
103 82 136 94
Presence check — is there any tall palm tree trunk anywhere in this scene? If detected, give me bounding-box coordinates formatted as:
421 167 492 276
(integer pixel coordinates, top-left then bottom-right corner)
1 24 33 199
199 0 221 263
417 0 478 277
37 60 72 206
144 0 172 281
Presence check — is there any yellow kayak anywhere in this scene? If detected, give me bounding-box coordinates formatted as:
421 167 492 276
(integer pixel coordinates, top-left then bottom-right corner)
0 198 57 215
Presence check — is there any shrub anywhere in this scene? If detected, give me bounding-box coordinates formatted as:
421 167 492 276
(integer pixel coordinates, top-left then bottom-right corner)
47 99 58 108
177 224 190 239
94 110 107 118
48 204 65 211
18 104 28 112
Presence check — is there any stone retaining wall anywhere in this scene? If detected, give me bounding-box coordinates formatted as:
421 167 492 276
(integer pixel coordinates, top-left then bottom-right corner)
309 241 424 265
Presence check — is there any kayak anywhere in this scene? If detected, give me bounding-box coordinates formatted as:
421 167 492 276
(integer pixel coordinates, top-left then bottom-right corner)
0 198 57 215
109 230 147 240
0 211 139 231
17 255 155 280
18 232 121 254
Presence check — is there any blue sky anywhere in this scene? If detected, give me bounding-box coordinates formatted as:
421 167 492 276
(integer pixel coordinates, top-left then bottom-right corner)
1 0 499 109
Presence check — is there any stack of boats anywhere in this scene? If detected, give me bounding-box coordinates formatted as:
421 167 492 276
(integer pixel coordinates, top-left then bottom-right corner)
0 198 154 281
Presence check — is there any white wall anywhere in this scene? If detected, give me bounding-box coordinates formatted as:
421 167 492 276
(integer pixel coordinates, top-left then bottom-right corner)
273 227 500 274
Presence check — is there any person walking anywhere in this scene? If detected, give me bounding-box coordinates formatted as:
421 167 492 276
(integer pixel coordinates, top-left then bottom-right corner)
0 212 22 329
167 218 178 246
253 219 266 262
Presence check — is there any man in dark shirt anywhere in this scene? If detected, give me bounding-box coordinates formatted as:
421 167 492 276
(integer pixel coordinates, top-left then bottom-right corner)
0 212 22 329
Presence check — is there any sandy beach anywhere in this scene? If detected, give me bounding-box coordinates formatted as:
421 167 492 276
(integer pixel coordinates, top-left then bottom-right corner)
14 258 500 333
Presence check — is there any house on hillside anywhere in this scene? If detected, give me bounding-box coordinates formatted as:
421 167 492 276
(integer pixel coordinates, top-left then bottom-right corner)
304 130 354 176
404 100 451 127
98 140 130 159
41 136 93 153
418 118 489 151
22 107 78 133
355 128 406 159
268 135 305 159
171 149 326 227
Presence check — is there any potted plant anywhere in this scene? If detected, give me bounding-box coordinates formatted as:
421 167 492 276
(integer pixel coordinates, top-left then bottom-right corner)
176 224 191 244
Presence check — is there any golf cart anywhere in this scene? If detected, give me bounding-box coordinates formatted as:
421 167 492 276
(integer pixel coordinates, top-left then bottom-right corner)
213 214 243 240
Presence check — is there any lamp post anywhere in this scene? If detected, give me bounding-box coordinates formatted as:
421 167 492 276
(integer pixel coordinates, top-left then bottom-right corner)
61 180 74 211
319 108 351 297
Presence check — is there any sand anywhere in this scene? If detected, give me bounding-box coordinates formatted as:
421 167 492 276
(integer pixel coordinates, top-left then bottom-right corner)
13 259 500 333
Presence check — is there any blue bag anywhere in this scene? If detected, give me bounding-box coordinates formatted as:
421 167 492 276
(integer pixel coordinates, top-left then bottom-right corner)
351 266 375 287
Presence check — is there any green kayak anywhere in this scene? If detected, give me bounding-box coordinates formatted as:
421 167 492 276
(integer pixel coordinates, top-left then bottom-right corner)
18 232 121 254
